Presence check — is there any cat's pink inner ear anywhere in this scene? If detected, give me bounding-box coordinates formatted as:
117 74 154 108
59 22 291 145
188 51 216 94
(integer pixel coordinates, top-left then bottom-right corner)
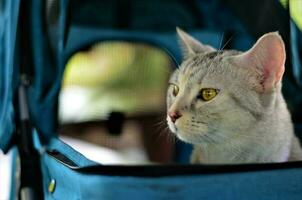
232 32 285 92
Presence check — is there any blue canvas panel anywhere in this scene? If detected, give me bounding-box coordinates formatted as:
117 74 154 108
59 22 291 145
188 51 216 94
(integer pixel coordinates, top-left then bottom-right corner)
64 26 225 62
40 138 302 200
0 0 20 153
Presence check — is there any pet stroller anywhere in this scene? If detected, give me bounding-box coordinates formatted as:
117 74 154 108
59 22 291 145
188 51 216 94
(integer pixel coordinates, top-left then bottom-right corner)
1 0 302 199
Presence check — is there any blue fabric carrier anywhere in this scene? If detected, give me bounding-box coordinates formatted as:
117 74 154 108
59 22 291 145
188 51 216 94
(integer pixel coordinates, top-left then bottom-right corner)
0 0 19 152
1 0 302 199
42 138 302 200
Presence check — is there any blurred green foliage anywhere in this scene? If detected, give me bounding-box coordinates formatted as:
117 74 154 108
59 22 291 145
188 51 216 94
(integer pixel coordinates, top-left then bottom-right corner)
60 42 173 122
280 0 302 30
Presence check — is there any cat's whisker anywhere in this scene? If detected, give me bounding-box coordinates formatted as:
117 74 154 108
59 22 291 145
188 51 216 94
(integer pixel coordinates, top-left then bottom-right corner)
220 34 234 51
166 128 178 144
151 113 179 145
218 33 225 51
154 120 176 144
205 33 227 71
153 126 166 138
208 135 218 144
164 130 175 144
153 115 168 128
201 134 213 144
154 131 165 142
153 120 166 129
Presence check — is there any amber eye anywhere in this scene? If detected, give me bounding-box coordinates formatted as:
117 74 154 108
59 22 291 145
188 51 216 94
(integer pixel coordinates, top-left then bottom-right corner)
198 88 219 101
169 84 179 97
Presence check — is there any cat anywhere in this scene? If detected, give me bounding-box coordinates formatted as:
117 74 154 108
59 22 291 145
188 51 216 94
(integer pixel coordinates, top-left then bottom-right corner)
166 28 302 164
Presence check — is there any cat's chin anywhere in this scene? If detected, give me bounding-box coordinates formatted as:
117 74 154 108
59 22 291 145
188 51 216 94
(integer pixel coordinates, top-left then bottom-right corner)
176 133 196 144
174 130 209 145
167 118 178 133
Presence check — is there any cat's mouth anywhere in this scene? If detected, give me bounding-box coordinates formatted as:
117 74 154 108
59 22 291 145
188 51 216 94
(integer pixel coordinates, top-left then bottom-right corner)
167 116 210 144
166 117 177 133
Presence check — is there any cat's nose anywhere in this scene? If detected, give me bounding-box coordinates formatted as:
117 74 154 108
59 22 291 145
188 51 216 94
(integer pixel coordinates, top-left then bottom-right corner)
168 111 182 123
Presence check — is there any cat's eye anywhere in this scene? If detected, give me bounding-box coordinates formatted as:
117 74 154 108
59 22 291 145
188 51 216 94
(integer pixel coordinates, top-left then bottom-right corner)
169 84 179 97
198 88 219 101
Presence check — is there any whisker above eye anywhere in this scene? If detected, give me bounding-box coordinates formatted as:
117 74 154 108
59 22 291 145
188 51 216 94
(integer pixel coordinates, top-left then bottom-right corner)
218 33 225 51
220 34 234 51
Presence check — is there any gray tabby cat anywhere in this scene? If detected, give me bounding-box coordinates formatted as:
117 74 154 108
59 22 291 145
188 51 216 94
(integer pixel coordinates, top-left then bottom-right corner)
167 28 302 164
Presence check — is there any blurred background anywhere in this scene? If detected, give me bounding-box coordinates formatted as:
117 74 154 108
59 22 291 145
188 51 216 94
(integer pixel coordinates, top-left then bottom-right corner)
58 41 175 164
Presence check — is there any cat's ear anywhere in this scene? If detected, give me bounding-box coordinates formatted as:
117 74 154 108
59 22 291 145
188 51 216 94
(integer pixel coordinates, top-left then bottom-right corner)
229 32 285 93
176 27 215 59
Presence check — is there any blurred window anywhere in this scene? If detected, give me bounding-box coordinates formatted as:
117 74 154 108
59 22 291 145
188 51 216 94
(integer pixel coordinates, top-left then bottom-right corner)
58 42 175 164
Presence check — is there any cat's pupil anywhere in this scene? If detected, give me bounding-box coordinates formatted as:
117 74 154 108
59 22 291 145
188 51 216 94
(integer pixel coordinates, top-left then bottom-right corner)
172 85 179 96
205 91 212 97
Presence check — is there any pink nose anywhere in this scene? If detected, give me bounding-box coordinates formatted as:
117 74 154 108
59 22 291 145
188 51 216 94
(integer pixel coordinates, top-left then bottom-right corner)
168 111 182 123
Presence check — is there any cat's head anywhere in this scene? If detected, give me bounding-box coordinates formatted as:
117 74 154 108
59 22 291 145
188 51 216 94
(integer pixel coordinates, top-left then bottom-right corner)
167 28 286 144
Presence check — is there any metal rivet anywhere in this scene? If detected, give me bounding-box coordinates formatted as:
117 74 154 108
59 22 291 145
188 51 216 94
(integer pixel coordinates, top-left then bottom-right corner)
48 179 56 193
